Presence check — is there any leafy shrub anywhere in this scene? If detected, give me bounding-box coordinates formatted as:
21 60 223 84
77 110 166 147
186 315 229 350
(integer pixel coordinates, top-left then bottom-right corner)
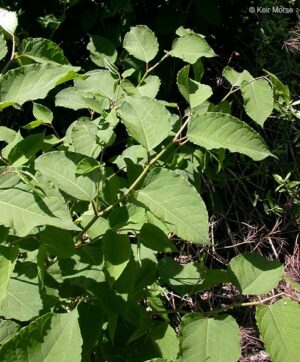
0 7 299 362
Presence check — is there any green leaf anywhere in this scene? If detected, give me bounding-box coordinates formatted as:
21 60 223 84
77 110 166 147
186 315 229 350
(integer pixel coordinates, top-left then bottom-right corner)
137 75 161 98
0 320 20 345
35 151 98 201
32 102 53 123
178 313 241 362
158 257 207 296
118 97 172 151
0 274 43 321
187 112 273 161
228 253 284 295
222 66 252 87
39 226 75 258
87 35 117 67
170 34 215 64
0 8 18 35
7 133 44 167
0 33 7 61
177 65 212 108
78 302 104 359
68 118 101 157
102 230 131 284
0 64 78 110
256 298 300 362
139 223 177 253
0 173 79 236
137 168 209 244
21 37 70 65
151 322 179 361
76 157 101 176
123 25 159 63
74 70 117 100
0 309 83 361
240 78 274 126
0 126 16 143
0 246 18 306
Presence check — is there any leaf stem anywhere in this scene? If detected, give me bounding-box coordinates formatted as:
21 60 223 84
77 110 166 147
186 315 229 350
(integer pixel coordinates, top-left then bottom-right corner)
1 35 16 76
139 52 170 85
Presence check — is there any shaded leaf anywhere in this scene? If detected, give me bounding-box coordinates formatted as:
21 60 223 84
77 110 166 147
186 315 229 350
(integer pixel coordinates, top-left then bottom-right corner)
21 37 70 65
39 226 75 258
87 35 117 67
177 65 212 108
151 322 179 361
102 230 131 284
140 223 177 253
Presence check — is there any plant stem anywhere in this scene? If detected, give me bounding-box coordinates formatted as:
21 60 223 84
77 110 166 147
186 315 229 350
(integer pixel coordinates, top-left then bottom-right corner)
76 115 191 241
203 292 285 317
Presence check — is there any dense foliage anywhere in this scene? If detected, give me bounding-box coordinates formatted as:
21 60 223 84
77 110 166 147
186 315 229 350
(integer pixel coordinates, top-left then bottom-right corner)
0 2 299 361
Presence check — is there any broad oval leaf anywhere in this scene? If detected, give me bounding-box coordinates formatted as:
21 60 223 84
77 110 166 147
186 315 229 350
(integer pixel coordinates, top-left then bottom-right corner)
0 33 7 61
178 313 241 362
39 226 75 258
123 25 159 63
87 35 117 67
0 320 20 345
0 173 79 236
74 70 117 100
158 257 206 296
136 168 209 244
177 65 212 108
228 253 284 295
0 270 44 321
0 64 78 109
137 75 161 98
35 151 98 201
240 78 274 127
21 37 70 65
0 8 17 35
256 298 300 362
102 230 131 284
118 97 172 151
187 112 273 161
151 322 179 361
68 118 102 157
171 34 215 64
139 223 177 253
0 246 18 307
0 309 82 361
222 66 252 87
